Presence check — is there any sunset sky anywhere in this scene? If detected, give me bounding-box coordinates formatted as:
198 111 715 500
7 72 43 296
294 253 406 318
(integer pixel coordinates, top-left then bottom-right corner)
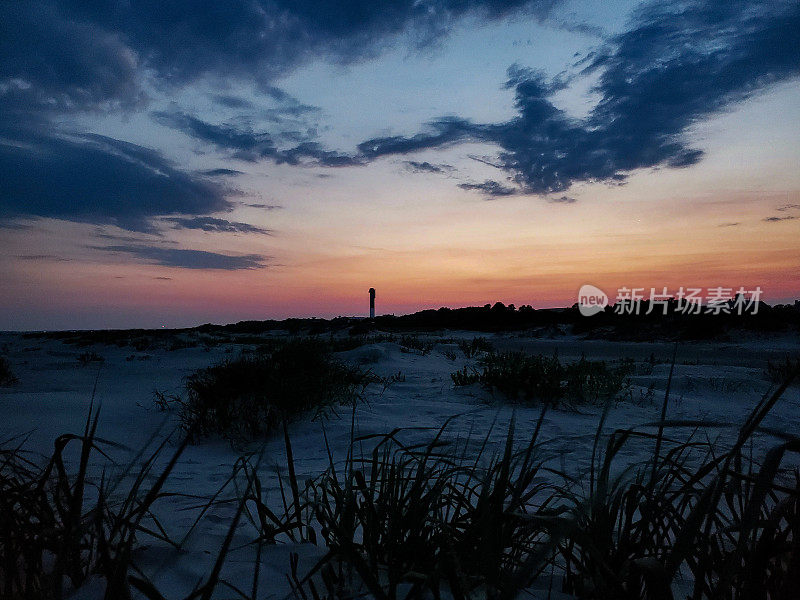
1 0 799 330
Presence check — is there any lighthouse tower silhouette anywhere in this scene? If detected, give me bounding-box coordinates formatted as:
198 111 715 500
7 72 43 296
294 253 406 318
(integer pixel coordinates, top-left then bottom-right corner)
369 288 375 319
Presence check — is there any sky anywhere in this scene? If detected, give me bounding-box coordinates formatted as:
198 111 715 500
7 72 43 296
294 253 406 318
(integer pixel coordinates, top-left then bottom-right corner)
1 0 799 330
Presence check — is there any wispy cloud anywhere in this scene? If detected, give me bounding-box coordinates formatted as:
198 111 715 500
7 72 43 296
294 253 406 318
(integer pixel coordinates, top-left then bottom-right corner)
458 180 516 197
403 160 455 175
163 216 272 235
245 203 283 211
93 245 270 270
0 221 34 230
153 109 363 166
763 215 797 223
200 168 244 177
212 95 255 110
14 254 70 262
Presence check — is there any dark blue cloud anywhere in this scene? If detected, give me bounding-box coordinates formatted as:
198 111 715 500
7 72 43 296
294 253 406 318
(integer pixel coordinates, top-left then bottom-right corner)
14 254 70 262
93 245 269 270
458 180 516 197
0 221 33 230
404 161 456 174
213 95 256 110
0 133 232 231
0 3 143 116
357 117 476 159
0 0 558 117
0 0 560 232
164 217 272 235
354 0 800 195
260 87 320 118
200 168 244 177
160 0 800 195
581 0 799 171
2 0 797 217
245 204 283 211
214 90 319 124
83 0 554 83
93 231 178 245
152 110 274 158
154 110 363 166
279 142 363 167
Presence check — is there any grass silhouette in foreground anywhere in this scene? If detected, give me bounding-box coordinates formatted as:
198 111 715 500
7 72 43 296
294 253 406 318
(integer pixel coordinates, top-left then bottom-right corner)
1 351 798 599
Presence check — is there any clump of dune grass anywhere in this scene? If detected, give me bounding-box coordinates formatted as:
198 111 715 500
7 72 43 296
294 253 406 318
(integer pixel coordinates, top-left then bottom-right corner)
766 355 800 384
0 356 17 386
77 350 104 366
563 356 634 404
277 359 799 599
450 364 480 386
398 335 435 355
458 336 494 358
181 338 371 440
452 351 633 406
481 351 566 404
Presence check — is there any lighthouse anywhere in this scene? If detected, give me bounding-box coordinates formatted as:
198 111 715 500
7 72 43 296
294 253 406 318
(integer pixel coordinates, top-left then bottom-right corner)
369 288 375 319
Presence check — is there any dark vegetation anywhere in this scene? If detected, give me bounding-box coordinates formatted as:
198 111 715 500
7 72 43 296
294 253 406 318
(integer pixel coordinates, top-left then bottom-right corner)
397 335 435 355
452 352 634 406
176 339 370 440
21 299 800 346
766 356 800 384
279 365 800 599
1 361 799 598
77 350 105 366
0 403 287 600
0 356 17 386
373 300 800 340
0 403 188 598
458 335 494 358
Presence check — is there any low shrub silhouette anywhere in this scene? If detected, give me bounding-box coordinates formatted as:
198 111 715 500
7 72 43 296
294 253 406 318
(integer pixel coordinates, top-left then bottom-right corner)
451 365 480 386
77 351 104 366
564 356 634 404
766 355 800 384
0 356 17 386
458 336 494 358
182 338 369 440
453 351 633 406
398 335 434 355
480 351 565 404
